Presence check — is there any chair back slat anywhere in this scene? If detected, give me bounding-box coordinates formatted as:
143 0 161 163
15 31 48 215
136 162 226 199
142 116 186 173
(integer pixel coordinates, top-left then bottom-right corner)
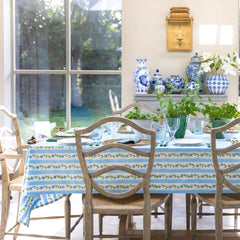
0 106 23 154
216 142 240 155
109 89 120 112
75 116 156 200
0 105 26 179
92 181 143 200
222 163 240 174
211 117 240 194
90 166 145 178
84 143 150 158
113 102 160 116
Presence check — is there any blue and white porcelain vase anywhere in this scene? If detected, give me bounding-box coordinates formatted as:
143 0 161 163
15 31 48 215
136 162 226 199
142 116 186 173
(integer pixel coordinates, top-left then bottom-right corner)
186 53 206 92
133 58 150 94
150 69 165 94
165 75 185 94
187 80 199 92
206 74 229 95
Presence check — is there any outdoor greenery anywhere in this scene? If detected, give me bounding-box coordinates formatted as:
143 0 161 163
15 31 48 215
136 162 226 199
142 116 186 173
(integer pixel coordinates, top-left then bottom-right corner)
14 0 122 139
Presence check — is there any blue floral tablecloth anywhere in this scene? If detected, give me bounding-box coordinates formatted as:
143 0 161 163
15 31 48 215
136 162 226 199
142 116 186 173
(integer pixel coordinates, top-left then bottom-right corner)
18 138 240 226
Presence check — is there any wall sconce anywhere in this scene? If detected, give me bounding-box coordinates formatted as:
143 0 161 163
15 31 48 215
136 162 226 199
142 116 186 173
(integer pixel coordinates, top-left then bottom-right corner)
166 7 193 51
177 30 183 46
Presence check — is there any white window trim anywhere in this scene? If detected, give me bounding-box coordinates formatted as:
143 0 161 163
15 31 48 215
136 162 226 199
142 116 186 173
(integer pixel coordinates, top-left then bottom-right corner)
0 0 12 114
7 0 121 129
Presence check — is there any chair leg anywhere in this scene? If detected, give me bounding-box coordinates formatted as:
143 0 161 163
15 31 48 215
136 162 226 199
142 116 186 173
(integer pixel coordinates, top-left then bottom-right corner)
65 194 71 240
84 206 93 240
186 193 190 230
154 207 158 218
99 214 103 235
13 193 22 240
169 194 173 230
234 208 238 219
127 215 133 230
0 186 11 240
191 194 197 240
164 196 171 240
198 199 203 219
215 205 223 240
143 211 151 240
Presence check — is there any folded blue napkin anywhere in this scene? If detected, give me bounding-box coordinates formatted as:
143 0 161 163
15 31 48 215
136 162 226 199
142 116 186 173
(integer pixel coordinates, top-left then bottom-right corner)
117 138 141 144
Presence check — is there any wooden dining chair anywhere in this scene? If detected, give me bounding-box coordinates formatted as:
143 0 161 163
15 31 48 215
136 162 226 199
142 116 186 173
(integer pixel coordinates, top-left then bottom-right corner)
75 116 171 239
106 102 168 230
0 105 30 237
191 117 240 240
0 105 82 240
109 89 120 112
99 103 166 234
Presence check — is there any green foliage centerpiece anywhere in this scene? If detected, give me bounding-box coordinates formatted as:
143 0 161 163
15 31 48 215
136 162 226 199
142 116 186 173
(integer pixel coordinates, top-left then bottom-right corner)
156 78 202 138
201 101 240 138
124 106 159 138
124 106 159 122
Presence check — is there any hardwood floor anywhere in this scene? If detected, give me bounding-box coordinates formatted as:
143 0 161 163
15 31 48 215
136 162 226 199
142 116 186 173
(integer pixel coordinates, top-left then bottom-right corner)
1 188 240 239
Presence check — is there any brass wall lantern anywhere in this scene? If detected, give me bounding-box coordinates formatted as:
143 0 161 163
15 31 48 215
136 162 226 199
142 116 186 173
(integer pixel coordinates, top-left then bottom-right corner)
166 7 193 51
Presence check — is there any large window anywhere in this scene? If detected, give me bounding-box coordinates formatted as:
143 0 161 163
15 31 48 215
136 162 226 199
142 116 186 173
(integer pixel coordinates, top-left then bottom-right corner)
13 0 122 140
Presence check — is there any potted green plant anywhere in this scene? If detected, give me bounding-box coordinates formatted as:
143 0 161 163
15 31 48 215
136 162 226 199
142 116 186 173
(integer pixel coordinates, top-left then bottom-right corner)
124 106 159 121
124 106 159 138
201 101 240 139
156 78 202 138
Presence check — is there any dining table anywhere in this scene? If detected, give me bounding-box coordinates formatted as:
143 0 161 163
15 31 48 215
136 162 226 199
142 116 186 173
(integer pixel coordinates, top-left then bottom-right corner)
17 130 240 238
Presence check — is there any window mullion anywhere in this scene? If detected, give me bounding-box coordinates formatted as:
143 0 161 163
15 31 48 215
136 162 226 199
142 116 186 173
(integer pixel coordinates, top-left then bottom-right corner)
66 0 71 130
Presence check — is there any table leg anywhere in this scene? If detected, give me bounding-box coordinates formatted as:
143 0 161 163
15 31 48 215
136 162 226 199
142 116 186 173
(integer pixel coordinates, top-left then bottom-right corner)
119 215 134 239
119 215 128 239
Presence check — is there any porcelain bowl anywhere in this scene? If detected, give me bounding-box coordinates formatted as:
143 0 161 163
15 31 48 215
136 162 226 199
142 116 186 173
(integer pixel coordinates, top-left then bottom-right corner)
223 131 239 141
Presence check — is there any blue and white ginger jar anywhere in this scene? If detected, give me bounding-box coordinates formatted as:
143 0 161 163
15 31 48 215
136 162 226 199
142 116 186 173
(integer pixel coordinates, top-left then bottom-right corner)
150 69 165 94
186 53 206 92
133 58 150 94
187 80 199 92
165 75 185 94
206 74 229 95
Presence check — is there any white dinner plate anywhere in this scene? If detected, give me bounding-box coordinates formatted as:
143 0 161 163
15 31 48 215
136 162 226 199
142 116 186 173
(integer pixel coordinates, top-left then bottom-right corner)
172 138 204 146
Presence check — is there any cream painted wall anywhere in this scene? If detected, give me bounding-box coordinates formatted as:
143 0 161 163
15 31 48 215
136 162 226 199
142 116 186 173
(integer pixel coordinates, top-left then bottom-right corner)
122 0 239 107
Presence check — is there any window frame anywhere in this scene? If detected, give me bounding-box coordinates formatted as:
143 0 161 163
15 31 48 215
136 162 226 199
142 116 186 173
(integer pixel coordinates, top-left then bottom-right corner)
11 0 122 129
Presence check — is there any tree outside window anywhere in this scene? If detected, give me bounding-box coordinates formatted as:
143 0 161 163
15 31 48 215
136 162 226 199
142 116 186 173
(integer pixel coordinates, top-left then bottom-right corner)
14 0 122 140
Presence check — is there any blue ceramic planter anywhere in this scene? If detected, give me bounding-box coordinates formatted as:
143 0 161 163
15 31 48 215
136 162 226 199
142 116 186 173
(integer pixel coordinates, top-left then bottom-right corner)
206 74 229 95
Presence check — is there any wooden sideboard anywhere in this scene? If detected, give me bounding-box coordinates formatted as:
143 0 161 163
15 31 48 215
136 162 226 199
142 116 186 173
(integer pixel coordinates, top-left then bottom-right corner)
134 94 228 111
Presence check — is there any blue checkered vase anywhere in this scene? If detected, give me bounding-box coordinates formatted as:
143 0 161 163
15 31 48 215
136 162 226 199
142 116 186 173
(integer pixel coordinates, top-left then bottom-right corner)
206 74 229 95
